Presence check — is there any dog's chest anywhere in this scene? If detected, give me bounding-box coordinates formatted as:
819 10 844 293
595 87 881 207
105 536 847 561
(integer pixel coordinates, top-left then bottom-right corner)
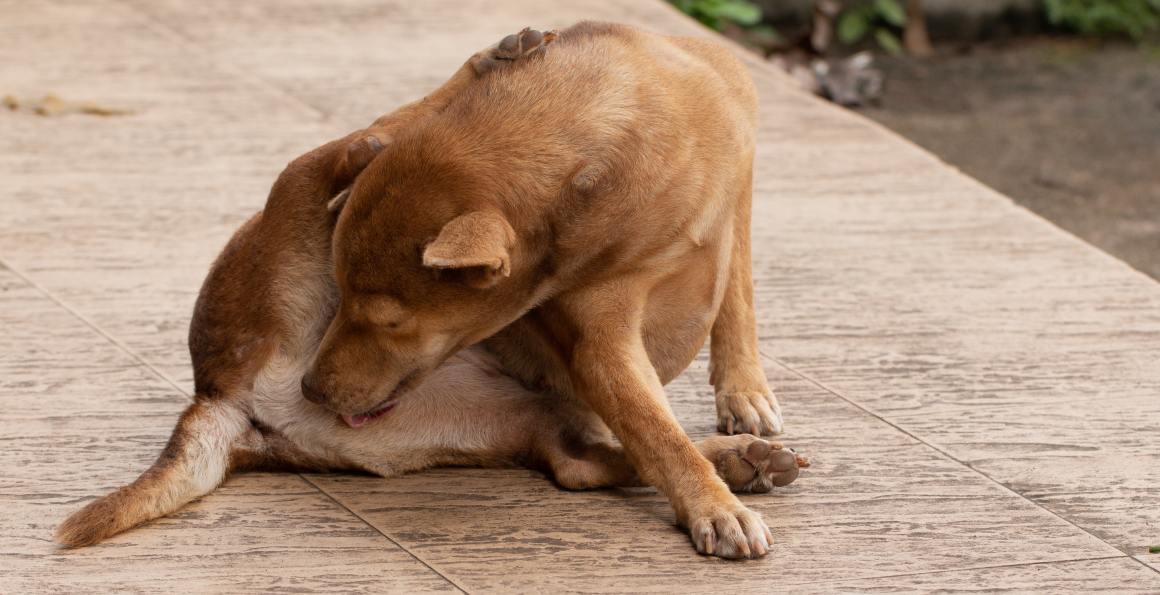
249 352 351 462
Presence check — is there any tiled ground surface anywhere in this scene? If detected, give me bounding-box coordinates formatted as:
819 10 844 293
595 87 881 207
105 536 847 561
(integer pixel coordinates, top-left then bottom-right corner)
1 0 1158 592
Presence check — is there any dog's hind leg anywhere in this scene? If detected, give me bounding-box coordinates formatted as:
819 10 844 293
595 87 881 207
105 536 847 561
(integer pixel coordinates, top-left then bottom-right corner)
538 429 803 493
369 27 556 133
56 398 256 548
709 161 784 436
228 420 341 474
537 431 644 490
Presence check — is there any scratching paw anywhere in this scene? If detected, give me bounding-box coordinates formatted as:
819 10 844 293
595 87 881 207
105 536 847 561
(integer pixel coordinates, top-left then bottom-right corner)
707 434 808 493
471 27 557 75
716 389 784 436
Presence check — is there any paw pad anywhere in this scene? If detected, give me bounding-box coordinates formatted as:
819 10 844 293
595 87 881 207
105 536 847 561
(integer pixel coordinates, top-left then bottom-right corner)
714 436 805 493
495 27 557 60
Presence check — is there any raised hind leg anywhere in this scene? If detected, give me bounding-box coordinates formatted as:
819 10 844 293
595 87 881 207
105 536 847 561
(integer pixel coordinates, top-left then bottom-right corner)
537 428 805 493
709 161 784 436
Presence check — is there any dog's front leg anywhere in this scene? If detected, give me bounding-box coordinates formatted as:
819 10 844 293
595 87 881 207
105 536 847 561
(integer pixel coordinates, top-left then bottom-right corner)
561 285 773 559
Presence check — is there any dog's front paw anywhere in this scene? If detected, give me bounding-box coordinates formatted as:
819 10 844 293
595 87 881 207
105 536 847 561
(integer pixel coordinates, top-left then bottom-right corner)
706 434 806 493
716 389 783 435
471 27 557 75
687 500 773 559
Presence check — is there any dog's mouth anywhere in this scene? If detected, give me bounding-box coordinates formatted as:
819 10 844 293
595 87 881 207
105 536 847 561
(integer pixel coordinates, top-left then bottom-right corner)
337 372 418 429
340 399 397 428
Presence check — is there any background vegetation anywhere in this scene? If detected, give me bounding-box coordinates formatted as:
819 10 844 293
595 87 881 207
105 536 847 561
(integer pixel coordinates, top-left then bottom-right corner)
671 0 1160 53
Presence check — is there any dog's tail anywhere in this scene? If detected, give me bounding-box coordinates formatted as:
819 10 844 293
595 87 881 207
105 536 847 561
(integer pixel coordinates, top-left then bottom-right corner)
55 398 254 548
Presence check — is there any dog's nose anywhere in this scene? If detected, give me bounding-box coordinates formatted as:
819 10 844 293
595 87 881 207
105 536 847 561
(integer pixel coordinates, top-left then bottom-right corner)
300 375 328 405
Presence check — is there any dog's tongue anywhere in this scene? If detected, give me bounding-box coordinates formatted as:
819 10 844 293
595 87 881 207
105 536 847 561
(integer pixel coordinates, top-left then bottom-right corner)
341 413 372 428
340 403 395 429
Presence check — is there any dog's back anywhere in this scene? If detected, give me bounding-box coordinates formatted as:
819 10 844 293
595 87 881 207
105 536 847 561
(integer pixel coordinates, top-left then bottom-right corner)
376 22 758 273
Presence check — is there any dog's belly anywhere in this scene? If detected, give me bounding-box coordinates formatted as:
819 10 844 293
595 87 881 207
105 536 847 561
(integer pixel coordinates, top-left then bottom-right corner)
486 235 729 395
248 345 551 476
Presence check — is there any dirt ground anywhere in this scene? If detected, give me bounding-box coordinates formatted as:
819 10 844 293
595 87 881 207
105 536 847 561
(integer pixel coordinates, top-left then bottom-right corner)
861 39 1160 280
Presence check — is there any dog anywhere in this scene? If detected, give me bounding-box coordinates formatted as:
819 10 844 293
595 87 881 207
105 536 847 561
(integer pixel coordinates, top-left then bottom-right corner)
300 21 784 559
56 28 804 550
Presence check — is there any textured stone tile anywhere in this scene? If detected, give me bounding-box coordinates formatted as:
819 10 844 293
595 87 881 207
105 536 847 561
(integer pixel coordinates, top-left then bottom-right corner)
803 558 1160 594
0 270 454 593
1 474 457 594
746 163 1160 555
311 364 1118 592
3 0 1158 591
0 266 129 372
0 0 340 387
118 0 710 126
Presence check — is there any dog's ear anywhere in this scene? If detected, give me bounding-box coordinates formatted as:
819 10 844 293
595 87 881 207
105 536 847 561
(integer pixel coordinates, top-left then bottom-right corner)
422 211 515 288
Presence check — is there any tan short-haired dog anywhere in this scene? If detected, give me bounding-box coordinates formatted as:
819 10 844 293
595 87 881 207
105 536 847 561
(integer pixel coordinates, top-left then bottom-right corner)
302 22 785 558
56 28 803 550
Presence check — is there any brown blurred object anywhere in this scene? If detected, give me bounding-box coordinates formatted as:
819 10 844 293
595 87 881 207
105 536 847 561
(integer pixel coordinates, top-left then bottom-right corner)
810 0 841 52
3 93 133 117
904 0 934 56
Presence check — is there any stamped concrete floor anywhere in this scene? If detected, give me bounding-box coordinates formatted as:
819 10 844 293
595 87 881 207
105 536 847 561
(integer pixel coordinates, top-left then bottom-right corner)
2 0 1158 592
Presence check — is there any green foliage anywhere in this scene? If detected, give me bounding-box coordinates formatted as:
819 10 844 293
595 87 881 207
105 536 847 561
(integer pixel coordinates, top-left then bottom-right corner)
838 0 906 54
745 24 785 47
1045 0 1160 40
875 0 907 27
874 27 904 54
672 0 762 31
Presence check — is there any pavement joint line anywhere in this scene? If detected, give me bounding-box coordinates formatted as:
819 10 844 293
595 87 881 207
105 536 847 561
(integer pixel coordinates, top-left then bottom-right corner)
103 0 331 122
1 0 461 566
0 256 425 567
300 475 472 595
5 254 1157 582
761 348 1160 576
6 247 1155 580
4 0 1155 576
0 256 192 400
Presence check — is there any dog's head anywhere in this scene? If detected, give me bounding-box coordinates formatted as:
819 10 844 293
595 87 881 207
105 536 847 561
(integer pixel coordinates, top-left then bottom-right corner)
301 149 537 423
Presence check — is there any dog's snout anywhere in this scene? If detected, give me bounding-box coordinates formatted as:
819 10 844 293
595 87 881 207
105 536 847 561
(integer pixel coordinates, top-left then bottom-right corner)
300 374 328 405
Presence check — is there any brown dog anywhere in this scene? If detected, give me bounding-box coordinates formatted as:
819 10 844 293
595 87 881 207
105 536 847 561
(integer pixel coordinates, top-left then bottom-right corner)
55 28 803 550
302 22 783 559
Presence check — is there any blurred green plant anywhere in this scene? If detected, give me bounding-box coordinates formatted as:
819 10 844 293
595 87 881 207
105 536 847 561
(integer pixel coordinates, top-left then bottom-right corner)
1044 0 1160 40
838 0 907 54
670 0 782 51
671 0 762 31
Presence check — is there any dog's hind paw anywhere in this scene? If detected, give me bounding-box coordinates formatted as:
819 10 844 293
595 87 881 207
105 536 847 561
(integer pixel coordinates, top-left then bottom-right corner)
701 434 806 493
471 27 557 75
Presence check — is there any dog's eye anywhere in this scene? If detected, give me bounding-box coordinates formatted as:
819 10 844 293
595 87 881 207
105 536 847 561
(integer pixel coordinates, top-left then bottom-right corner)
431 267 468 284
357 295 411 331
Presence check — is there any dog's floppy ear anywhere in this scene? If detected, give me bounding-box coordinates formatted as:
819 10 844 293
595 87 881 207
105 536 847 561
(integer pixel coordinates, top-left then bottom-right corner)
422 211 515 288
